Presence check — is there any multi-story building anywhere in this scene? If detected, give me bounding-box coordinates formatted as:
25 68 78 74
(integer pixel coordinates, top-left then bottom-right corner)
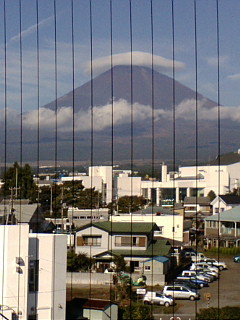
0 224 67 320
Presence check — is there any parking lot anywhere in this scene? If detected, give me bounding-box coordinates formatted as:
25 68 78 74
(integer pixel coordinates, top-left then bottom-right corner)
153 256 240 320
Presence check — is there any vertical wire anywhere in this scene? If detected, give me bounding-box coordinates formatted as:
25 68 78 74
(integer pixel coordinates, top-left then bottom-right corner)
52 0 58 317
35 0 40 314
17 0 23 313
193 0 199 314
53 0 58 212
150 0 155 297
69 0 75 302
109 0 114 307
129 0 133 316
171 1 176 316
89 0 93 306
216 0 221 314
1 0 7 311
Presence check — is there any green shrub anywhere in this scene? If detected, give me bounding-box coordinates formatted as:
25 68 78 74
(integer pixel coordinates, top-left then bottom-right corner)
197 306 240 319
119 303 154 320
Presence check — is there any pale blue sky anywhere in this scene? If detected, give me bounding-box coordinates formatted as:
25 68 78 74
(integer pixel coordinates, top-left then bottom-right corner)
0 0 240 112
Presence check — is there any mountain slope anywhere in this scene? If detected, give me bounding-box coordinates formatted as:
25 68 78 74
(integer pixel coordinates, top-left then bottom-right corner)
43 65 217 111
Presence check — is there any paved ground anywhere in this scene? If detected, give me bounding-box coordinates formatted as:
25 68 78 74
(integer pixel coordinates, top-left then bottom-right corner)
153 256 240 320
67 256 240 320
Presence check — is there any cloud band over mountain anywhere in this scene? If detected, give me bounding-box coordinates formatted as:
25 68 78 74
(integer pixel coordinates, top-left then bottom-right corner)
4 99 237 132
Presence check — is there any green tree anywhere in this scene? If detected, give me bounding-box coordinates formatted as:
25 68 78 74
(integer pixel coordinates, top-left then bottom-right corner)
109 195 147 213
113 255 127 273
197 306 240 320
122 303 154 320
207 190 216 202
1 162 37 201
67 250 94 272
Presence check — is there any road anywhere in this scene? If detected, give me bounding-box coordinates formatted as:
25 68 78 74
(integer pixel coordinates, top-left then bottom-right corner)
153 256 240 320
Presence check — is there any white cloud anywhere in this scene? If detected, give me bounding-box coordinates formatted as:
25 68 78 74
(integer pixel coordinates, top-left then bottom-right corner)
83 51 185 75
18 98 240 133
22 99 166 132
9 16 53 44
207 56 228 67
228 73 240 80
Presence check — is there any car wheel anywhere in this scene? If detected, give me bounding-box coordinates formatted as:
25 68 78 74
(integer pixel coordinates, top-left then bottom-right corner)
190 295 195 301
164 302 170 307
219 266 223 271
144 301 150 305
200 283 204 288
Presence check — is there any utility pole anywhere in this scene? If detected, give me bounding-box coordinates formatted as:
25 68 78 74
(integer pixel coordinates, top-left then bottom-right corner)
61 185 64 230
6 186 20 225
50 184 53 216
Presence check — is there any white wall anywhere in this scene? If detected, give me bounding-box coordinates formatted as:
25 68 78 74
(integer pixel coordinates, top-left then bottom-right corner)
28 234 67 320
110 214 183 242
75 226 109 256
83 305 118 320
0 225 29 320
89 166 113 204
116 174 142 198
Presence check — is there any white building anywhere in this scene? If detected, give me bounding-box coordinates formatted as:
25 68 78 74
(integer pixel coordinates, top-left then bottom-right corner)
141 152 240 205
59 150 240 207
0 225 67 320
110 211 184 242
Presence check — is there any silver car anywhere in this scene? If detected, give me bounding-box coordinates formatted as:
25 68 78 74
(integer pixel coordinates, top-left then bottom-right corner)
163 285 200 301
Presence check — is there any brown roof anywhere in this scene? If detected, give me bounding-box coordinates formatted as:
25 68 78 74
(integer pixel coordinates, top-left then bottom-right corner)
83 299 116 310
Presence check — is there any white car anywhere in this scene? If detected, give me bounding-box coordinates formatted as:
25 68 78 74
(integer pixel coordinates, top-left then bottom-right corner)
190 262 219 273
204 258 227 270
143 291 174 307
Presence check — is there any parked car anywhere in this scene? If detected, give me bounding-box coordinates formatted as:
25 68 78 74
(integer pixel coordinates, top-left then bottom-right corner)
143 291 174 307
204 258 227 270
163 285 200 301
176 276 208 288
188 252 206 262
233 255 240 263
191 262 219 273
172 279 201 290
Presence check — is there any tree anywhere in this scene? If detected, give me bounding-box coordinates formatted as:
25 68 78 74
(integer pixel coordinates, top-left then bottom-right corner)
121 303 154 320
197 306 240 320
67 250 94 272
1 162 37 202
113 255 127 273
109 195 147 213
207 190 216 202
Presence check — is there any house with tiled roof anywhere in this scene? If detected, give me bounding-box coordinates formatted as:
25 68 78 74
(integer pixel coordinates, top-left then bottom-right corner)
75 221 173 273
66 298 118 320
211 194 240 215
204 206 240 248
183 196 211 217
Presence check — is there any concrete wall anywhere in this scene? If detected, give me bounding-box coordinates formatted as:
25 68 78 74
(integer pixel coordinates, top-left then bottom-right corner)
66 272 166 286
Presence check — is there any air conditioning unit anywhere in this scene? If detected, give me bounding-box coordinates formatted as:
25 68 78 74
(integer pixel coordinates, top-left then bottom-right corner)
16 257 24 266
16 266 23 274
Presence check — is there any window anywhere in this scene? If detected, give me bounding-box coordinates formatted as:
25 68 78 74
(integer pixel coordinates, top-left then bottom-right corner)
144 266 151 271
83 235 101 246
29 260 39 292
115 236 146 247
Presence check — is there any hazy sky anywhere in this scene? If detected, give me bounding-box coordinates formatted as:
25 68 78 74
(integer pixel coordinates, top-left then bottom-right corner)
0 0 240 111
